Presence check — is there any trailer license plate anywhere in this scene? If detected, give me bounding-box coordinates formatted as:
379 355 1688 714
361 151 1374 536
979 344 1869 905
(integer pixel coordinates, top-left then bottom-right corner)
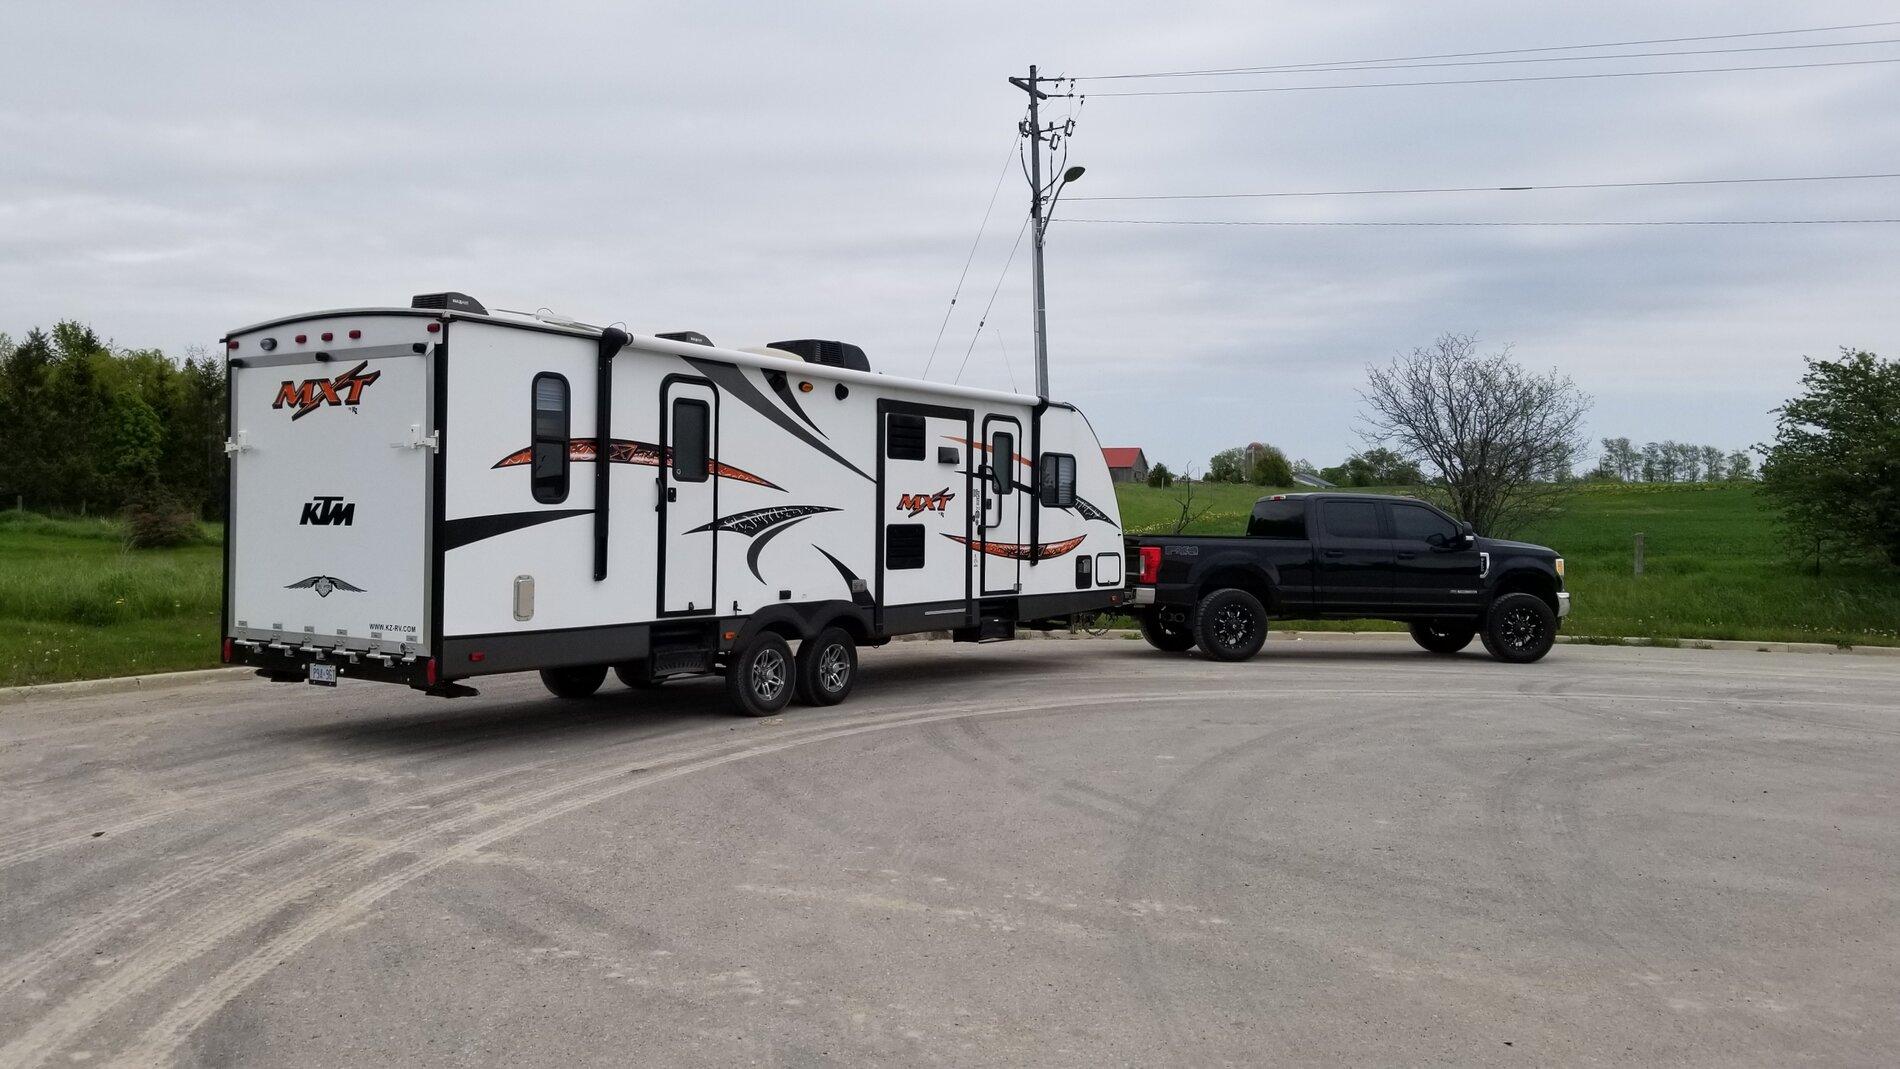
308 663 338 687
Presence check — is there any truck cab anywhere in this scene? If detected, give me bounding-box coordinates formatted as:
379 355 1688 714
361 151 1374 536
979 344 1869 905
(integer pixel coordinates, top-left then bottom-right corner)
1127 493 1569 663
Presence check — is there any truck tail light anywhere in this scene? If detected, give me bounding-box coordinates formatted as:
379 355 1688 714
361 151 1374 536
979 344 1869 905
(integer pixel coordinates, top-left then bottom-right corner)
1137 545 1162 585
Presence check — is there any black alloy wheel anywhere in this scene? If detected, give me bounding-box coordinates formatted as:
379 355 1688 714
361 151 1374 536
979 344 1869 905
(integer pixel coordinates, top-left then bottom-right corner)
1191 588 1269 662
1480 593 1557 664
1409 621 1477 654
1138 607 1197 653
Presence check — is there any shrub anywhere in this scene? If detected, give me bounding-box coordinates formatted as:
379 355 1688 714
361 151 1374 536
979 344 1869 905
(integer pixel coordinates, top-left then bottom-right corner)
123 492 200 549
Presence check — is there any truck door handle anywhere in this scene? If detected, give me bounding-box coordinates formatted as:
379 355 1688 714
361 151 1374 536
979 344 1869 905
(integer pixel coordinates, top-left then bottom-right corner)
1322 549 1344 559
1396 551 1417 560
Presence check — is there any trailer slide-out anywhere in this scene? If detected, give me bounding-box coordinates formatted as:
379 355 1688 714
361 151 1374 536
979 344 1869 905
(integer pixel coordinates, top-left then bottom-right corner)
220 293 1128 715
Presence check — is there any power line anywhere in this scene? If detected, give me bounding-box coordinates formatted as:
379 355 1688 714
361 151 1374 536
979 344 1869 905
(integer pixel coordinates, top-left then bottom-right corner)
1066 217 1900 226
1072 19 1900 79
1084 56 1900 96
955 215 1031 385
922 138 1020 380
1070 171 1900 202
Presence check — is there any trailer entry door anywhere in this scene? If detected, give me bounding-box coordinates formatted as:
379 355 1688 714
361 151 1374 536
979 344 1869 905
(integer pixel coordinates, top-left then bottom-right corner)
978 415 1024 595
659 379 717 615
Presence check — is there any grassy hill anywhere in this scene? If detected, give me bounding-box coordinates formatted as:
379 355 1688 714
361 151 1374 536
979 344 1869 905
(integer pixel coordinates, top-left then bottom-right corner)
1114 481 1900 648
1 482 1895 687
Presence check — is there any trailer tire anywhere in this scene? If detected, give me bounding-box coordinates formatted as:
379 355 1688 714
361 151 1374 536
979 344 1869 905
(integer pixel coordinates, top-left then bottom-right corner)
612 662 666 689
1480 592 1557 664
540 664 607 699
1409 621 1476 654
794 628 857 706
1138 607 1197 653
725 632 794 717
1192 588 1268 662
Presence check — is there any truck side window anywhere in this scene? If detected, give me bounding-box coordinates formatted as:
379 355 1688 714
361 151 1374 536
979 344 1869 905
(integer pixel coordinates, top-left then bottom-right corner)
1247 498 1307 538
530 373 570 504
1391 503 1457 544
1038 453 1076 508
1321 500 1382 539
990 431 1014 495
671 398 711 482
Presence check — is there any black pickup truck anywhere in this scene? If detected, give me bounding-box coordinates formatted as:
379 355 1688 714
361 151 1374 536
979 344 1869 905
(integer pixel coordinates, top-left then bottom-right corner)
1127 492 1569 663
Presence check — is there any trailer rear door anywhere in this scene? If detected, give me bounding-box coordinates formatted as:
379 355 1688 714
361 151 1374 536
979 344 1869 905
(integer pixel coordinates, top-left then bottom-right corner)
227 341 433 655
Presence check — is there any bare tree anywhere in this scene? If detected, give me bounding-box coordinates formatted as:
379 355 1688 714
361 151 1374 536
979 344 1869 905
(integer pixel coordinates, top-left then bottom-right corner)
1360 332 1591 536
1169 466 1214 534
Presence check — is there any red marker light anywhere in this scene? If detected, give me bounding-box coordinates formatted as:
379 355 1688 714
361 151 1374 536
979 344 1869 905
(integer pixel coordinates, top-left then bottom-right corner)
348 329 362 340
226 340 239 350
221 637 233 663
426 322 441 333
294 334 307 344
321 331 334 342
426 658 438 685
468 651 485 663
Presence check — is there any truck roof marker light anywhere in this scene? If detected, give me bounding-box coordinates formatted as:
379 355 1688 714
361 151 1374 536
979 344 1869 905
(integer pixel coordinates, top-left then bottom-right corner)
348 329 362 340
1270 495 1286 501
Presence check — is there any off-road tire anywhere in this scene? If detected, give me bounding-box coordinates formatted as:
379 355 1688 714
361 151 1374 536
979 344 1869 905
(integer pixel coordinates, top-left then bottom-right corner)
725 632 795 716
540 664 607 699
794 627 858 706
1192 588 1269 662
1138 607 1197 653
1409 621 1477 654
1480 593 1557 664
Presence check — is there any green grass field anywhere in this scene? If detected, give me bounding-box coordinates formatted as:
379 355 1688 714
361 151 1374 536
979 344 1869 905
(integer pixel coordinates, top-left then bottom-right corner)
1115 481 1900 648
0 482 1894 687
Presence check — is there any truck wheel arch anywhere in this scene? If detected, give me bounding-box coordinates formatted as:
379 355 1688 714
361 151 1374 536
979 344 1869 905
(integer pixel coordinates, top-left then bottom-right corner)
1195 565 1276 611
1489 568 1559 615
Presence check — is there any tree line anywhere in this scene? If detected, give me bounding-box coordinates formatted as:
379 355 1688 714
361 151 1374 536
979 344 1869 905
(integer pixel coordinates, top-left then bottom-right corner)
1591 438 1755 483
0 322 227 520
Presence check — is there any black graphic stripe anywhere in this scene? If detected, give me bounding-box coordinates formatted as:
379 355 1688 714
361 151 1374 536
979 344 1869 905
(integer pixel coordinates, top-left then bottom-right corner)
686 504 839 537
814 546 876 607
745 516 811 581
685 357 873 483
766 370 827 438
444 508 591 551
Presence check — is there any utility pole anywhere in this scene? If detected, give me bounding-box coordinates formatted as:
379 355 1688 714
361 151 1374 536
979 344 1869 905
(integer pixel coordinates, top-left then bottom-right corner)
1009 65 1079 400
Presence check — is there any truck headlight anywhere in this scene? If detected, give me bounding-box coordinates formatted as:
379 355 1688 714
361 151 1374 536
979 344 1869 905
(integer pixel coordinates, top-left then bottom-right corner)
1554 558 1565 579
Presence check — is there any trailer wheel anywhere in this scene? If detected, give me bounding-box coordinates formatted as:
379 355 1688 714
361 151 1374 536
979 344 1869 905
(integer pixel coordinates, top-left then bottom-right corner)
794 628 858 706
1138 607 1197 653
612 662 666 689
1192 588 1268 662
540 664 607 699
1480 593 1557 664
725 633 794 716
1409 621 1476 654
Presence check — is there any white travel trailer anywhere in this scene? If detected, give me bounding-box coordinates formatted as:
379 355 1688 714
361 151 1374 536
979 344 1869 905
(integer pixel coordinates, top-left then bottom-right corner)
220 294 1128 715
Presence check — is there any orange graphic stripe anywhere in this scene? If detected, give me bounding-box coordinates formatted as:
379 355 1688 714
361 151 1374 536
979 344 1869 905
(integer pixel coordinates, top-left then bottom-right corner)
942 533 1086 561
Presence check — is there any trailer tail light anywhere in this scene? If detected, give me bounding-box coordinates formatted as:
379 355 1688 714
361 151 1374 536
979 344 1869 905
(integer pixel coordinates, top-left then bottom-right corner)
221 637 233 663
1137 545 1162 585
425 658 438 686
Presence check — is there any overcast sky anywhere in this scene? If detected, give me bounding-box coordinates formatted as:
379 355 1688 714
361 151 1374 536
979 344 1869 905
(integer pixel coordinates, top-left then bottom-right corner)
4 1 1896 471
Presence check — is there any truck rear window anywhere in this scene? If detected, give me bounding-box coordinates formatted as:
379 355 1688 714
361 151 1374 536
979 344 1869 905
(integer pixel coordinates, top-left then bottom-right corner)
1247 498 1307 539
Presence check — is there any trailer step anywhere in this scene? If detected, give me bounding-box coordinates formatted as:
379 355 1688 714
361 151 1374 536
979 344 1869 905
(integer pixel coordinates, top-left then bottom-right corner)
651 645 712 676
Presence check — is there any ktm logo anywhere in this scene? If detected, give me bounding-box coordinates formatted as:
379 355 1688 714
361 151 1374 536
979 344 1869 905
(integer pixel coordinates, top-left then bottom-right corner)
299 495 355 526
274 360 381 420
896 488 955 517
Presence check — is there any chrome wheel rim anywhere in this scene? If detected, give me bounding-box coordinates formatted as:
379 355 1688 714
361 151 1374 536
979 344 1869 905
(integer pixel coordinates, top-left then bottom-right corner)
818 644 850 693
751 649 787 701
1500 607 1544 650
1214 605 1254 648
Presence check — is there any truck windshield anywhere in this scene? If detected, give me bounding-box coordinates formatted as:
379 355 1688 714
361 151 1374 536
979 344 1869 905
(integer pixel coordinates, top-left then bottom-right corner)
1247 498 1306 538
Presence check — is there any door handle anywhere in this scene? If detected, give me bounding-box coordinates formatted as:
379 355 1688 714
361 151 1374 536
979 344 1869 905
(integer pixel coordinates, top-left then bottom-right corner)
1396 551 1417 560
1322 549 1344 559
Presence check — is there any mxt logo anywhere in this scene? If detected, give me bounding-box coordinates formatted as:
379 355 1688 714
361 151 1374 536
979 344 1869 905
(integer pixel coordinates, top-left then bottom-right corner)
299 495 355 526
896 488 955 517
274 360 380 421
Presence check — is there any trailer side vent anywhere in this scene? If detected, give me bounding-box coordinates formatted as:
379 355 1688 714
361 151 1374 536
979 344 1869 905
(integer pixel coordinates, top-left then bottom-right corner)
768 339 870 373
885 524 926 570
411 292 488 315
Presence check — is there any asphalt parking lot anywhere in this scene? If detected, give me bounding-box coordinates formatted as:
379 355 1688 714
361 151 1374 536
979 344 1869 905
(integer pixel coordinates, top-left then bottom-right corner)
2 638 1896 1067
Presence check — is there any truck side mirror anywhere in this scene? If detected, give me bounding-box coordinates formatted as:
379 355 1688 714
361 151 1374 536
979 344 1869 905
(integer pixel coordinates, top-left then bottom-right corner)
1458 521 1476 548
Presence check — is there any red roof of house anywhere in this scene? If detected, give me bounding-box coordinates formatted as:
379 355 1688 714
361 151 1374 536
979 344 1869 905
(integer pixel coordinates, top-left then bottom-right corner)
1101 447 1146 470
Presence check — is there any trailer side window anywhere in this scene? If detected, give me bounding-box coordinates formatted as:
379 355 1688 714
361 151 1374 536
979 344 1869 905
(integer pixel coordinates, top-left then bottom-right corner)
885 524 925 569
530 374 570 504
1038 452 1076 508
671 398 711 482
989 431 1014 495
887 414 926 460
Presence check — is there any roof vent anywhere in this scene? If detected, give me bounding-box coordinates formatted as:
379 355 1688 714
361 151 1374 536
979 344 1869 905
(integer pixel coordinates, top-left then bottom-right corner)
657 331 714 346
768 339 869 373
411 292 487 315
